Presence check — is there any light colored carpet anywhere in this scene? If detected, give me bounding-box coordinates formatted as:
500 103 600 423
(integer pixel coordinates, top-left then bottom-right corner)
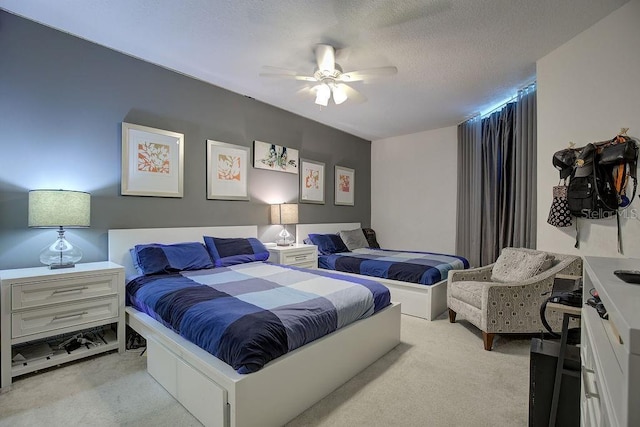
0 315 531 427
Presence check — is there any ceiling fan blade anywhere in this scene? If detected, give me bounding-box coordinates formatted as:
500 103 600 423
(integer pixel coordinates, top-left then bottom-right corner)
315 44 335 73
296 86 316 97
261 65 296 73
340 66 398 82
259 72 317 82
337 83 366 104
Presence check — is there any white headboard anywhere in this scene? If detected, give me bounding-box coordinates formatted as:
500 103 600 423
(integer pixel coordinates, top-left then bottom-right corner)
295 223 361 243
108 225 258 278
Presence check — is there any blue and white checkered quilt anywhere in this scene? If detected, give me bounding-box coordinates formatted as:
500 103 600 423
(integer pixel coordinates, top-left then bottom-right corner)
126 262 390 374
319 248 469 285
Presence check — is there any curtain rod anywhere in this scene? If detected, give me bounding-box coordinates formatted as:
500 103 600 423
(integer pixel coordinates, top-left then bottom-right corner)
457 81 536 125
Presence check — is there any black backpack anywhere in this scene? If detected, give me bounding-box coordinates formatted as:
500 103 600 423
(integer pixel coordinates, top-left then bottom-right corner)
567 143 618 219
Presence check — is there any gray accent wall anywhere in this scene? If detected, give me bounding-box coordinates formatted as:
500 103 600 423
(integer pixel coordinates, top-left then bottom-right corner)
0 12 371 269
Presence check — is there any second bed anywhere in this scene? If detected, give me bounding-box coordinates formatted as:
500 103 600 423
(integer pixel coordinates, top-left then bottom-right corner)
296 223 469 320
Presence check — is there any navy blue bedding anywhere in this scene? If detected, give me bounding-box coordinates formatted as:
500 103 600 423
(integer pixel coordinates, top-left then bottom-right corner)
126 262 390 374
318 248 469 285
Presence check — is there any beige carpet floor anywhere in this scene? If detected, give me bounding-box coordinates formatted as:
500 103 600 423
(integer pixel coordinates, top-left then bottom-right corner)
0 315 531 426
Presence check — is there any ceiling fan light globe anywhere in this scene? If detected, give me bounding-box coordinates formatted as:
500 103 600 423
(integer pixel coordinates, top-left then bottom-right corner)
316 84 330 97
314 84 331 106
332 86 348 105
315 95 329 106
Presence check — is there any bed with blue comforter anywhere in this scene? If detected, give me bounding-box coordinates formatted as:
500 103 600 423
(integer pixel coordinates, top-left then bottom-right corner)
126 261 391 374
319 248 470 286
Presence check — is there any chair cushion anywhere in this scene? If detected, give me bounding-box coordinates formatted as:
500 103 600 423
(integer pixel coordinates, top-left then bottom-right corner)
449 280 484 309
491 248 548 283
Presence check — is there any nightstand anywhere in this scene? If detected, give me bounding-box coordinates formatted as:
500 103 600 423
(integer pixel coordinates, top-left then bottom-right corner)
0 261 125 388
267 244 318 269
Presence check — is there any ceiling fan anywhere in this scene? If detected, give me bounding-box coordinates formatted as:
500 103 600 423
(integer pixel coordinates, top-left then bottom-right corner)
259 44 397 106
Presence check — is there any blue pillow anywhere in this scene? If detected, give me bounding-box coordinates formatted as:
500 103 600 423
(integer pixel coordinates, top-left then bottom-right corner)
203 236 269 267
132 242 214 275
130 248 144 275
308 233 349 255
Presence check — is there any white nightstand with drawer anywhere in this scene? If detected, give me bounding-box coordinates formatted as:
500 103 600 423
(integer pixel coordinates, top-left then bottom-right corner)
267 244 318 269
1 261 125 388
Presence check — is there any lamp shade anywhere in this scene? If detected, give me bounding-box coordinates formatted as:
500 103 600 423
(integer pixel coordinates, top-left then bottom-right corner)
271 203 298 225
28 190 91 228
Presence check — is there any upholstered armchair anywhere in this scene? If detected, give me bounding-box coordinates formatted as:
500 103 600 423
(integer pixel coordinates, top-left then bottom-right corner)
447 248 582 350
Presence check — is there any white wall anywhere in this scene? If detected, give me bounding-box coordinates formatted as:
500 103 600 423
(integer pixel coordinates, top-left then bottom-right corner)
536 0 640 257
371 126 458 253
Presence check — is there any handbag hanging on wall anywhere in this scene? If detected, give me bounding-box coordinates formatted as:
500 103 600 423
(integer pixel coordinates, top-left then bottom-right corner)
547 180 572 227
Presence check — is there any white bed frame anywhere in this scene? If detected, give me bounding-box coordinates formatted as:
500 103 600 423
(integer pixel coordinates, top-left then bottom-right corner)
296 223 448 321
108 226 401 427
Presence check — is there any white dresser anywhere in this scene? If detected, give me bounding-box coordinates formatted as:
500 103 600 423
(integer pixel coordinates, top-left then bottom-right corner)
581 256 640 427
0 261 125 388
267 244 318 269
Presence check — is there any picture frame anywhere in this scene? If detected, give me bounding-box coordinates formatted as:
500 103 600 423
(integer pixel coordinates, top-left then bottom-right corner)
206 140 250 201
121 122 184 198
335 165 355 206
253 140 299 174
299 159 325 204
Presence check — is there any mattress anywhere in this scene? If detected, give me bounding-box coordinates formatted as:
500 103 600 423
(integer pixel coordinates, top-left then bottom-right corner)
126 261 390 374
318 248 469 285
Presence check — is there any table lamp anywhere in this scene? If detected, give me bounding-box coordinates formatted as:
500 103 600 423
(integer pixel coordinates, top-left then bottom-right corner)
271 203 298 246
28 189 91 269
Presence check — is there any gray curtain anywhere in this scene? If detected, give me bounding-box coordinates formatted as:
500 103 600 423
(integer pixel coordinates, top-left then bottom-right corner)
456 118 482 267
456 85 537 267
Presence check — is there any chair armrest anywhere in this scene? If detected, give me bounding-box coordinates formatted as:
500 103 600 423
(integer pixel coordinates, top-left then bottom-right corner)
480 255 583 332
448 263 495 283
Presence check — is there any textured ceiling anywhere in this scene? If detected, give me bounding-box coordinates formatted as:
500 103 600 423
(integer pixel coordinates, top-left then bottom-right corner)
1 0 628 140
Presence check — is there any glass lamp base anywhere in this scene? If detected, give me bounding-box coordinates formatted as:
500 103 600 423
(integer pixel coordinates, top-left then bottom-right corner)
276 226 294 246
40 229 82 269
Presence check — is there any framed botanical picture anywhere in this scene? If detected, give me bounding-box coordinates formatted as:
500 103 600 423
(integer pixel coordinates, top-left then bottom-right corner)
206 140 250 201
335 165 355 206
299 159 325 204
253 140 299 174
121 122 184 197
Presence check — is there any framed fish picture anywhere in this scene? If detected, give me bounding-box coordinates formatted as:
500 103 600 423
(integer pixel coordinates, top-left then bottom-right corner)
253 140 299 174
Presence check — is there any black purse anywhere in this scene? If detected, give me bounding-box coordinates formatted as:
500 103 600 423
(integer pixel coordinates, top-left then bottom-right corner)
598 135 638 165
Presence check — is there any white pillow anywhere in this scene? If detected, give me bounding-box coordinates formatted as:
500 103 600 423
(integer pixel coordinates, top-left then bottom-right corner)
491 248 548 283
339 229 369 251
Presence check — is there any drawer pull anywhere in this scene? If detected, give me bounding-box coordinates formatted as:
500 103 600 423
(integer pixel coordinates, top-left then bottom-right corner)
52 286 89 294
53 311 89 321
582 367 599 399
294 255 308 260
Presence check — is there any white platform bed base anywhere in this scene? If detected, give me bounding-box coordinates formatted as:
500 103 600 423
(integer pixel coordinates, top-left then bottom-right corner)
296 223 448 321
108 226 401 427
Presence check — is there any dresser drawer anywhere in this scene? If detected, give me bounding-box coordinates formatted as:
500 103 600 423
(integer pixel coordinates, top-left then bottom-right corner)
291 261 317 269
280 250 316 265
12 295 119 338
12 273 119 310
